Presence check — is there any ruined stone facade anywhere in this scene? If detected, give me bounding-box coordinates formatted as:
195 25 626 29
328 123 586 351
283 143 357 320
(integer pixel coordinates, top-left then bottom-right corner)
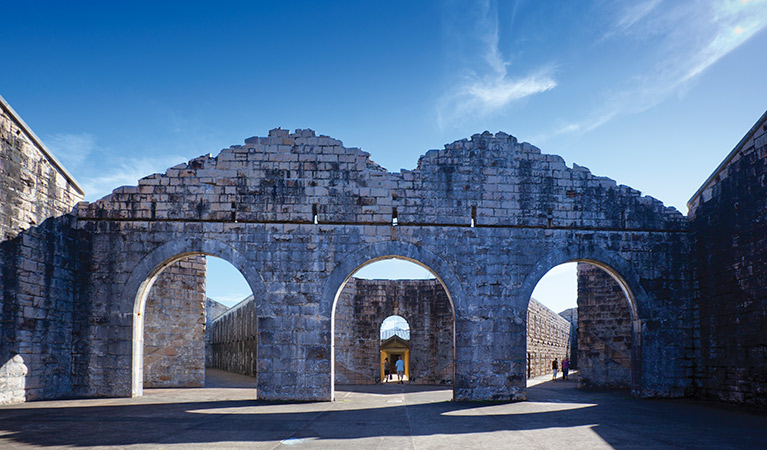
577 263 632 389
333 278 453 385
0 96 84 404
689 112 767 407
143 255 206 388
526 298 572 378
68 126 692 402
1 93 764 407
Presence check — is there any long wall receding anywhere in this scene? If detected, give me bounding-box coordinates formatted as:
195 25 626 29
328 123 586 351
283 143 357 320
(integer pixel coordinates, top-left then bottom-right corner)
207 295 257 377
526 298 572 379
689 112 767 407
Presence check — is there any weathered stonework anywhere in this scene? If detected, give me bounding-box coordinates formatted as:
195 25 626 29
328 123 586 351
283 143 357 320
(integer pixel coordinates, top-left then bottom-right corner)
204 297 230 367
72 127 690 402
689 112 767 407
3 91 763 407
0 97 83 241
210 278 571 387
143 255 206 388
526 298 572 378
0 95 84 404
207 295 257 377
0 355 27 405
559 307 578 368
334 278 453 385
577 263 632 389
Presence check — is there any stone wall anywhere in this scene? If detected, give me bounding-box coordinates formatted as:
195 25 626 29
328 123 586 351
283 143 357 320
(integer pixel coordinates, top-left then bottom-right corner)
689 112 767 407
0 96 84 404
577 263 632 389
143 255 206 388
0 96 83 241
204 298 230 367
74 128 691 401
559 307 578 368
334 278 453 385
207 295 257 377
526 298 573 378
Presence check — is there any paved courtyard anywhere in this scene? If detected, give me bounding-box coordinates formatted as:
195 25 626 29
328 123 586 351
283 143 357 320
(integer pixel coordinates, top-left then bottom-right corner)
0 369 765 449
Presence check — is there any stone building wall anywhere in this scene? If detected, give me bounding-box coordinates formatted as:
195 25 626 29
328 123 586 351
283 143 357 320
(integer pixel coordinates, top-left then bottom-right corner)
0 96 83 241
204 298 230 367
207 295 257 377
73 128 691 402
526 298 573 378
559 307 578 368
689 112 767 407
334 278 453 385
0 96 84 404
143 255 206 388
577 263 632 389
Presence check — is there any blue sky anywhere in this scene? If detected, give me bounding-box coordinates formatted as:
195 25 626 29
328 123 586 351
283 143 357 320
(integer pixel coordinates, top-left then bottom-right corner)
2 1 765 310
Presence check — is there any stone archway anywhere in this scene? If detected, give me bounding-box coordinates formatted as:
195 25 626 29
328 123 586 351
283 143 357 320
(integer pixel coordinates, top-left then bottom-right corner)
518 242 647 395
322 240 465 400
123 237 267 397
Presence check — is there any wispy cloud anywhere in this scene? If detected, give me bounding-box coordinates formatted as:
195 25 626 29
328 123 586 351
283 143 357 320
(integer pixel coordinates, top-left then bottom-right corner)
81 154 187 202
609 0 663 37
46 132 187 201
438 0 556 127
547 0 767 140
46 132 98 171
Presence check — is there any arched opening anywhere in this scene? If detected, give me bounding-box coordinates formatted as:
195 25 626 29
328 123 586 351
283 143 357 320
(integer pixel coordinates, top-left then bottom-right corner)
380 315 410 383
526 259 639 393
331 256 455 399
131 251 256 397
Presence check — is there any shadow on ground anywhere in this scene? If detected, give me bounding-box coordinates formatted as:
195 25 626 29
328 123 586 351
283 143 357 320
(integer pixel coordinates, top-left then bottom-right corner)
0 371 765 449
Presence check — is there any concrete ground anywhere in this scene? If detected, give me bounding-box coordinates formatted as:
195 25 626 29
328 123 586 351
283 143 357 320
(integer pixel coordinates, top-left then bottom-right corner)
0 369 765 449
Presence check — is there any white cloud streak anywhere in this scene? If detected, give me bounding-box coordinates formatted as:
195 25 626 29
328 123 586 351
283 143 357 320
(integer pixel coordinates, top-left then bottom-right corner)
46 132 98 171
438 0 557 126
80 155 187 202
548 0 767 140
46 132 187 202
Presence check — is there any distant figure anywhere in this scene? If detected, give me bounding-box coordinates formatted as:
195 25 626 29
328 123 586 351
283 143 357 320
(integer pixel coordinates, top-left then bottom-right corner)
552 358 559 380
384 358 391 382
562 357 570 381
395 358 405 383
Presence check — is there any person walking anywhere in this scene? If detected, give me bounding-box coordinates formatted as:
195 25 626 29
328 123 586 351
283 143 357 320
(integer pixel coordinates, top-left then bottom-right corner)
562 357 570 381
552 358 559 380
384 358 391 382
395 357 405 383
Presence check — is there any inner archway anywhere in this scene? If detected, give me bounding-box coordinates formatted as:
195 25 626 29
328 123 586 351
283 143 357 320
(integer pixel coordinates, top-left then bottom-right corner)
380 315 410 382
331 256 455 398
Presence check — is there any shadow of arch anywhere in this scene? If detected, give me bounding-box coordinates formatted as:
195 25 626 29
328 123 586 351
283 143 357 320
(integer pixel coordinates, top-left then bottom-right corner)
321 240 466 401
518 243 647 396
122 237 267 397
